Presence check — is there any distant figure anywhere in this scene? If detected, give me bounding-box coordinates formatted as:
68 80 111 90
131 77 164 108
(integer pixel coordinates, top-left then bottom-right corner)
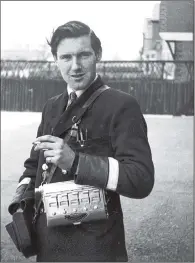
8 20 154 262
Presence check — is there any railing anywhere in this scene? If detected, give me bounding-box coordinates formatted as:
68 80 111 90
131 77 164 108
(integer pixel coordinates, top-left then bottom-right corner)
1 60 194 115
1 60 194 82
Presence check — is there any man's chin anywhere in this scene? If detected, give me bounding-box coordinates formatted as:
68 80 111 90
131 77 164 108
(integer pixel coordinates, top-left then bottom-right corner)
66 75 96 91
69 80 89 91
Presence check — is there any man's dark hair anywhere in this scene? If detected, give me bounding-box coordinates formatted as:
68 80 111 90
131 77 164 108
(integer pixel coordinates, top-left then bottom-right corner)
47 21 102 59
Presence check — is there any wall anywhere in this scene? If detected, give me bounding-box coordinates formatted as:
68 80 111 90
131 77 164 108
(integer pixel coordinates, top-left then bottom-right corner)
160 1 194 33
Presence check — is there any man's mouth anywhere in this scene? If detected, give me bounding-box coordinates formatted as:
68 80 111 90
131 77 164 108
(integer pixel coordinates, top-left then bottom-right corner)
71 73 85 79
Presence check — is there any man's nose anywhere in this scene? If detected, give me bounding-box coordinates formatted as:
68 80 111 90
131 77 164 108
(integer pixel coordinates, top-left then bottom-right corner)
71 57 81 71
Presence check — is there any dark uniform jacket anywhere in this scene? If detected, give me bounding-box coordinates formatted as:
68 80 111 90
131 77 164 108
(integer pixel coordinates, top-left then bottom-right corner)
9 76 154 262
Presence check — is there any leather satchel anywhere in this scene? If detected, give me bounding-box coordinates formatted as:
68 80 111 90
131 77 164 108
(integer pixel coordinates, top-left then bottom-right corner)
5 208 37 258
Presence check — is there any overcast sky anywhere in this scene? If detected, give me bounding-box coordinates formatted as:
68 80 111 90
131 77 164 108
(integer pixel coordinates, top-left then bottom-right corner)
1 1 160 60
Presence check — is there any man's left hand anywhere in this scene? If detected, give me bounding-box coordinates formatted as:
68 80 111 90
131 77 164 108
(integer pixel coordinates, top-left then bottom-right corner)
33 135 75 171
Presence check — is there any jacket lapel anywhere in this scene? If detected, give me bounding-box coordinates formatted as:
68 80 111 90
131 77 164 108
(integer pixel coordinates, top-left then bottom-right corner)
49 89 68 131
52 75 104 137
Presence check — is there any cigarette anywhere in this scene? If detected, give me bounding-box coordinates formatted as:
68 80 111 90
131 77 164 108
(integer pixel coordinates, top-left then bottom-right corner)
32 141 41 145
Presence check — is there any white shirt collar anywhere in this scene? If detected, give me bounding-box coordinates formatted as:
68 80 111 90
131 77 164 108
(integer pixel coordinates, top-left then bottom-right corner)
67 74 98 98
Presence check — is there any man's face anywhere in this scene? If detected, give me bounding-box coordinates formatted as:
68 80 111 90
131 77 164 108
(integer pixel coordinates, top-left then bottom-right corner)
56 35 98 91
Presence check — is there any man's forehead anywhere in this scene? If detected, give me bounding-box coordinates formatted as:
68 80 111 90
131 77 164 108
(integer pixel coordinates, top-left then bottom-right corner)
57 35 93 54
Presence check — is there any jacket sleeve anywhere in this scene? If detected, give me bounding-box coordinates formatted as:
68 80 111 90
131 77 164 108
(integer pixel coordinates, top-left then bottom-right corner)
109 98 154 198
8 104 47 215
74 97 154 199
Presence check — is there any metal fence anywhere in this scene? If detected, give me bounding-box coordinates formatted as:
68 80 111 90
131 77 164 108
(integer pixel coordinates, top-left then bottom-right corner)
1 60 194 81
1 60 194 115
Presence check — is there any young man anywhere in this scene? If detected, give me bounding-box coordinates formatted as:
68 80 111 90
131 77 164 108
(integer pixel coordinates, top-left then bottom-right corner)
9 21 154 262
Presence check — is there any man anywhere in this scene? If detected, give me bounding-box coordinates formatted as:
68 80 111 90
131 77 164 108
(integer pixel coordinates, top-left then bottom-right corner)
8 21 154 262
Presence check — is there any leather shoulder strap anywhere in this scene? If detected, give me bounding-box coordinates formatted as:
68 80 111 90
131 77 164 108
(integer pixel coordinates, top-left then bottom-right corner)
82 85 110 109
34 84 110 219
45 84 110 184
72 85 110 124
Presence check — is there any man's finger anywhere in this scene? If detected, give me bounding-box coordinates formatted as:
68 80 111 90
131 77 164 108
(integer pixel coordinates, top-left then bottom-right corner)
43 150 57 158
33 135 60 144
34 142 58 151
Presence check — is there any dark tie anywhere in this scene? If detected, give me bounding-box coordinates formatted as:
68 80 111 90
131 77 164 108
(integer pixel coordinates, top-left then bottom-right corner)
67 91 77 109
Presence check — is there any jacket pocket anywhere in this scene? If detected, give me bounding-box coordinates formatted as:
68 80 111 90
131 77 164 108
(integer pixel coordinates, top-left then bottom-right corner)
79 212 122 238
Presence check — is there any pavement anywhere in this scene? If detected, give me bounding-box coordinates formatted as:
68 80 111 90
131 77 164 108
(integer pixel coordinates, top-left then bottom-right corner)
1 112 194 262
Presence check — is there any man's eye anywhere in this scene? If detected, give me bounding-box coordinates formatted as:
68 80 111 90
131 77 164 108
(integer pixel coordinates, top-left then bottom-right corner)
80 52 91 58
61 55 71 61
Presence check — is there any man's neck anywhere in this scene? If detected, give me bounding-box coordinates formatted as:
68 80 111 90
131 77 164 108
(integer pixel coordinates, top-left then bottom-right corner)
67 74 98 98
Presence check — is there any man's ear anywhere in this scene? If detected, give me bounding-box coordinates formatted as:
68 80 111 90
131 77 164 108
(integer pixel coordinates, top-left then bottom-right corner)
96 51 102 62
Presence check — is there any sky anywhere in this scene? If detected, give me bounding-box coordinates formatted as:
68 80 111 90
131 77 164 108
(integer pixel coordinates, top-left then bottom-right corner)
1 1 160 60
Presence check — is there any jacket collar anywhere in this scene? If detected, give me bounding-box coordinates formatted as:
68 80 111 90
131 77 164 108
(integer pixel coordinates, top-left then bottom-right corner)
50 75 104 137
67 74 98 98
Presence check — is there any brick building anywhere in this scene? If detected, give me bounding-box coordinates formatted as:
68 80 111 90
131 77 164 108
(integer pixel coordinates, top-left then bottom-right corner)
141 1 194 81
159 1 194 81
159 1 193 59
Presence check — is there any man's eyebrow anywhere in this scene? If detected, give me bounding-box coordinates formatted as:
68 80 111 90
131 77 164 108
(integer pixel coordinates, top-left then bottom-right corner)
59 53 71 59
59 50 93 59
